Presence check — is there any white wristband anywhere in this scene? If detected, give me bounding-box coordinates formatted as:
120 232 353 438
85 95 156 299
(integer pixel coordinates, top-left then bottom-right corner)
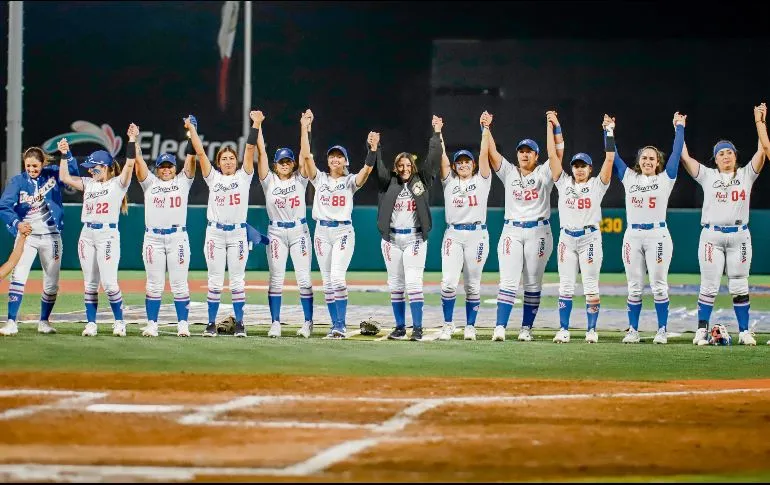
555 142 565 150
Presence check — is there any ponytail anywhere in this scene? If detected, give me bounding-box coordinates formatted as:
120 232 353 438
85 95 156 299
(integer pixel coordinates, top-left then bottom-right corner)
108 160 129 215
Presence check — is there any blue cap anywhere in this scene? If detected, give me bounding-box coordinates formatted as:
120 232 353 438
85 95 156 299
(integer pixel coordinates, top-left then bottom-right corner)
327 145 349 165
713 141 737 158
80 150 114 169
452 149 475 164
155 152 177 167
570 152 593 166
516 139 540 155
274 147 296 164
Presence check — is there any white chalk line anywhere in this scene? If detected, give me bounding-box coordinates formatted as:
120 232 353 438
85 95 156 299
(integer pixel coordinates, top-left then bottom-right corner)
0 386 768 481
0 390 107 421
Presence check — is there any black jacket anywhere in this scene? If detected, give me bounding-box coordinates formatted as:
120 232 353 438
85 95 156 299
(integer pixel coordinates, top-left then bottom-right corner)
374 132 442 242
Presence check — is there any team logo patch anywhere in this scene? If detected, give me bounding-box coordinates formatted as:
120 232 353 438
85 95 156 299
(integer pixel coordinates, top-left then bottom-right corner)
740 242 747 263
412 181 425 196
558 300 567 309
587 243 594 264
656 242 663 264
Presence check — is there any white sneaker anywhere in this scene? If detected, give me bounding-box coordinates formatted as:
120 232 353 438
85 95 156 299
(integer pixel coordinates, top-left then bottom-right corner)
622 328 640 344
492 325 506 341
112 320 127 337
693 328 709 346
585 329 599 343
82 322 98 337
437 323 455 341
653 327 668 345
297 320 313 338
739 330 757 346
177 321 190 337
37 321 56 334
142 322 158 337
0 320 18 336
268 321 282 338
517 326 533 342
463 325 476 341
553 328 571 343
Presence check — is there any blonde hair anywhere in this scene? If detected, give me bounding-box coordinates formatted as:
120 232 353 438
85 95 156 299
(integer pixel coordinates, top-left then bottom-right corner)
22 146 55 167
633 145 665 175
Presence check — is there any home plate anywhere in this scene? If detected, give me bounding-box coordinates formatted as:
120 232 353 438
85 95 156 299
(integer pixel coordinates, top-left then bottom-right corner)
86 404 186 414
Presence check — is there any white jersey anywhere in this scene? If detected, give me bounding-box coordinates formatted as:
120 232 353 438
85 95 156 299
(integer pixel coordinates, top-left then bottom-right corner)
310 171 359 221
695 164 759 226
139 172 194 228
203 168 253 224
496 159 554 221
622 171 675 224
260 171 309 222
21 176 58 234
441 172 491 225
554 173 609 230
81 177 130 225
390 185 418 229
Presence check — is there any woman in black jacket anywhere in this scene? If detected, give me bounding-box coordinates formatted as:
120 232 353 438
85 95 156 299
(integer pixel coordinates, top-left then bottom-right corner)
373 116 443 341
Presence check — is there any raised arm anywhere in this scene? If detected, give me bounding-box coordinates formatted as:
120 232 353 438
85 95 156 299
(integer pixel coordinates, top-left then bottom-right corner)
119 136 136 188
439 127 451 182
422 115 443 180
546 110 563 181
481 111 503 172
599 118 616 185
601 114 627 181
752 103 769 173
680 141 701 179
299 109 317 180
372 131 390 191
250 110 269 181
57 138 84 191
356 131 377 188
0 229 29 280
665 112 686 179
185 115 212 178
129 123 149 183
242 112 256 176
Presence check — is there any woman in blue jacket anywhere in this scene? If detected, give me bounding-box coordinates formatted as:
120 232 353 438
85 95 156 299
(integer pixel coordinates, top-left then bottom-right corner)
0 145 79 336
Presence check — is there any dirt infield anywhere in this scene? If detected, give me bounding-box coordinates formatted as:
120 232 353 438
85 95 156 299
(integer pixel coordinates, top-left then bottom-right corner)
1 372 769 482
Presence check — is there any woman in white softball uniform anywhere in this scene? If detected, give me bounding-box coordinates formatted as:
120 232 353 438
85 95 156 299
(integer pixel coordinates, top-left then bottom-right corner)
299 109 374 339
132 121 197 338
58 140 134 337
254 110 315 339
682 103 768 347
438 121 492 342
547 111 614 344
611 112 686 345
186 115 255 338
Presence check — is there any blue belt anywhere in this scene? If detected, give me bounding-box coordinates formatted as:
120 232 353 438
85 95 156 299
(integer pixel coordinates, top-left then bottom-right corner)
85 222 117 229
563 226 597 237
319 220 351 227
390 227 422 234
208 221 247 231
146 225 186 235
451 223 487 231
505 219 550 228
631 222 666 230
270 217 307 228
703 224 748 233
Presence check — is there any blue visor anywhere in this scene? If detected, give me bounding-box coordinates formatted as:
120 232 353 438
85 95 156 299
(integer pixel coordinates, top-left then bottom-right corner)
80 150 114 169
570 152 593 166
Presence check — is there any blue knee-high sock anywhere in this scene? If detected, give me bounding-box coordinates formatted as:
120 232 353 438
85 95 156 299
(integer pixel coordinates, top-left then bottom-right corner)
7 282 24 321
409 291 424 329
627 298 642 331
325 291 339 329
268 291 281 322
232 290 245 322
734 297 750 332
207 289 221 323
654 298 669 329
107 290 124 321
558 296 573 330
145 294 162 323
522 290 541 328
697 294 715 324
586 302 600 331
495 289 516 328
174 296 190 322
334 286 348 330
84 291 98 323
391 291 406 329
465 298 480 326
299 287 314 321
40 291 57 321
441 290 456 323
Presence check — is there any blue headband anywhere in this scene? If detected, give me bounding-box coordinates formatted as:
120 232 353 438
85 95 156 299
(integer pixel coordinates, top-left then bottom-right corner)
713 141 737 158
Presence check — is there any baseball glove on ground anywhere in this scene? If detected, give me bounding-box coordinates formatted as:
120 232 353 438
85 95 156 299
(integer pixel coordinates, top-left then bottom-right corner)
216 315 237 335
709 324 732 346
359 319 382 336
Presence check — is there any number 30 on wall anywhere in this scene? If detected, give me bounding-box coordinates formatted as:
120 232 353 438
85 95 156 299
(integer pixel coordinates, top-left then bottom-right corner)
600 217 623 233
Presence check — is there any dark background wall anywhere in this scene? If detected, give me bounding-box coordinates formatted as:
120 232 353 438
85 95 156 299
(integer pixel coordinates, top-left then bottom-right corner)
2 1 770 208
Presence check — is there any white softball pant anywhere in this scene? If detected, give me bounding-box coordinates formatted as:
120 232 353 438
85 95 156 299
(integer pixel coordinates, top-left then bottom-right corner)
78 225 122 300
381 232 427 302
10 232 62 298
204 225 248 298
698 227 752 298
314 224 355 307
440 226 489 302
497 224 553 298
557 229 603 298
267 223 313 296
622 227 673 302
143 230 191 300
